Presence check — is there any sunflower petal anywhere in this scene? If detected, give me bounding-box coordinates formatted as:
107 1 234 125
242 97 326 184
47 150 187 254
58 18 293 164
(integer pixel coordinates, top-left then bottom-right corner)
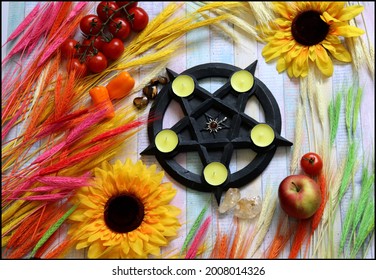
274 3 294 19
164 205 181 217
322 43 352 62
285 45 303 64
88 185 106 199
160 216 180 226
337 5 364 21
321 11 340 24
334 25 365 37
93 166 109 179
274 18 292 28
262 39 293 62
150 206 168 215
308 46 317 61
323 34 342 45
77 194 98 209
276 57 287 73
103 236 121 246
121 239 130 255
87 230 103 243
143 224 167 245
76 240 89 250
290 44 304 58
88 242 106 258
69 209 87 222
291 59 302 78
326 2 346 17
127 231 137 242
129 237 144 256
83 209 100 218
281 40 295 53
301 63 308 77
274 31 291 39
315 45 333 76
292 49 309 78
163 225 179 236
158 188 177 204
135 230 150 242
287 65 294 78
144 242 161 256
145 188 163 205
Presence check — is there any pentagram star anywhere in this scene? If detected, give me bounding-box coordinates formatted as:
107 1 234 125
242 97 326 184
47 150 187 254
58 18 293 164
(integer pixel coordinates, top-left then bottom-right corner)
141 61 293 204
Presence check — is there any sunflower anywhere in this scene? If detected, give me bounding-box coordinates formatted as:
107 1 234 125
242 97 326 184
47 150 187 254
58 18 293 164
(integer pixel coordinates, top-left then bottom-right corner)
259 2 365 78
68 159 181 258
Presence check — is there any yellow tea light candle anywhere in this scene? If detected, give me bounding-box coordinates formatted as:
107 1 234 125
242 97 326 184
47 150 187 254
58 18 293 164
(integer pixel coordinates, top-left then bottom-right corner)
171 75 195 97
230 70 254 93
250 123 275 147
203 162 228 186
155 129 179 153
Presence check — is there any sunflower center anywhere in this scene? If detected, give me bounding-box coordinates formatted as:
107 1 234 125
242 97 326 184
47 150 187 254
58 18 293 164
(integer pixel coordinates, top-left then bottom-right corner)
291 10 329 46
104 194 145 233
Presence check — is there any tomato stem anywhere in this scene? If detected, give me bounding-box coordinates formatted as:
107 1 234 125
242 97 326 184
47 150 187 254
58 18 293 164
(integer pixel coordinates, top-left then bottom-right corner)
80 1 137 60
303 157 316 165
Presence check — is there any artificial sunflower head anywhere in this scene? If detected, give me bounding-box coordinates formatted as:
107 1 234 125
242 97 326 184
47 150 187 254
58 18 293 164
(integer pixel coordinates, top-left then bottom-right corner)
259 2 365 78
68 159 181 259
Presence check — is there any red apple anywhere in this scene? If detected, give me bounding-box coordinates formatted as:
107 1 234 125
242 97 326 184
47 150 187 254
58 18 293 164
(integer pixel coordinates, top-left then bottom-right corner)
278 174 321 219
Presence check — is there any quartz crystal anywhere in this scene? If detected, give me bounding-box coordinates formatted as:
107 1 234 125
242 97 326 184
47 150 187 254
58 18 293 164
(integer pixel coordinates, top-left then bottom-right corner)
218 188 241 213
234 196 262 219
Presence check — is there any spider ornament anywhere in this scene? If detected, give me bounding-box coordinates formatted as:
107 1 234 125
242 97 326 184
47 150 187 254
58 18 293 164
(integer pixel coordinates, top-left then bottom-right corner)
141 61 292 204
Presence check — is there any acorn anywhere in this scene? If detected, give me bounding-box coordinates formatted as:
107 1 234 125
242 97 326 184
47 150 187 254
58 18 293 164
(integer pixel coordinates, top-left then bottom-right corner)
133 96 149 109
142 85 158 99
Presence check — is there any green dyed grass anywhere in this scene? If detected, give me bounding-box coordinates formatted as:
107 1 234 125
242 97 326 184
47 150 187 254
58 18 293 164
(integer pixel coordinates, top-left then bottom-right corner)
180 198 211 255
352 87 363 136
329 92 342 147
29 204 78 258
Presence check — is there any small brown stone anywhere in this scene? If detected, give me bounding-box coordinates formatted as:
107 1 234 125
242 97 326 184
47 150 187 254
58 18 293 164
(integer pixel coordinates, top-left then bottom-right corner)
142 85 158 99
150 76 168 85
157 76 168 85
150 77 159 85
133 96 149 109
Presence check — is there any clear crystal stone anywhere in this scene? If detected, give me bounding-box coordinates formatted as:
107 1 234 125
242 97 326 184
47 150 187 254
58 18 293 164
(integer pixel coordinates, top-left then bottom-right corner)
234 195 262 219
218 188 241 213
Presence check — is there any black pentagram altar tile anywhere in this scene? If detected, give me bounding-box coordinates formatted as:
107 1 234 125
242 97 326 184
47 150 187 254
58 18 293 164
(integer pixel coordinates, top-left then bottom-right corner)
141 61 293 204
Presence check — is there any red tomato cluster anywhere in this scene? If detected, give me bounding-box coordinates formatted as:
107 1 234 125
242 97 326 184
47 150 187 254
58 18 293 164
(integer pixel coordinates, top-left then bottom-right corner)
61 1 149 76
